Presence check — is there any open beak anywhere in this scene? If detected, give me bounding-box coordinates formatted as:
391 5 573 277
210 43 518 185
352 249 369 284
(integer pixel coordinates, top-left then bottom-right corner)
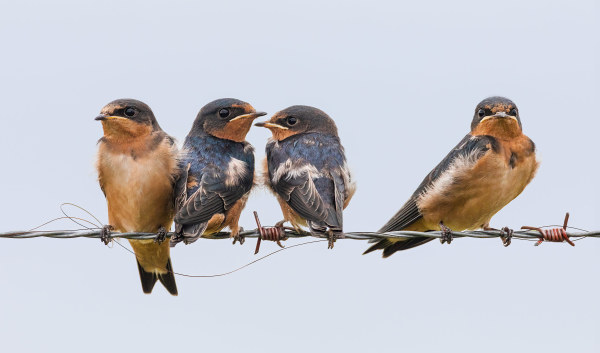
254 121 288 130
229 111 267 122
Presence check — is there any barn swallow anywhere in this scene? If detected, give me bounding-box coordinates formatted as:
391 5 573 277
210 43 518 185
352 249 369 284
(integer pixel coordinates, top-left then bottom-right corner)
256 105 356 248
171 98 265 246
95 99 178 295
364 96 539 257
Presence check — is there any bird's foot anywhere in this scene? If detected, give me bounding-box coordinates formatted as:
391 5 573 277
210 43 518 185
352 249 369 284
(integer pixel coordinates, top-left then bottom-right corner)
439 222 453 245
500 226 513 247
231 227 245 245
328 231 344 249
169 231 185 247
100 225 114 246
154 226 168 244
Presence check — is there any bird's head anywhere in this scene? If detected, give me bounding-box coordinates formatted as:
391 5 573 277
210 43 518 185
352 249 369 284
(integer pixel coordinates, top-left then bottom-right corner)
471 96 522 138
191 98 265 142
255 105 338 141
95 99 160 140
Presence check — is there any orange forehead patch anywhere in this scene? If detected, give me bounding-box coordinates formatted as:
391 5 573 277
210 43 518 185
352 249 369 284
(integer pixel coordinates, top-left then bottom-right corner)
484 103 514 114
231 103 254 112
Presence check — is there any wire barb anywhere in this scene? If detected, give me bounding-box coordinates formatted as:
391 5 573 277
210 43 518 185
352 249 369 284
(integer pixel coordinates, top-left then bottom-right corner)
521 212 575 246
253 211 287 254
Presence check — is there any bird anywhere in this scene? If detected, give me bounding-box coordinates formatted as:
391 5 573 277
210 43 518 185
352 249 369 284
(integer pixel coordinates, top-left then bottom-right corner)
256 105 356 248
364 96 539 257
95 98 179 295
171 98 265 246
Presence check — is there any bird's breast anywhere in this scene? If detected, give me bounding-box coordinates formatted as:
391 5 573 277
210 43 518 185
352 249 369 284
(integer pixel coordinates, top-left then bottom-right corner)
417 135 538 230
97 142 176 232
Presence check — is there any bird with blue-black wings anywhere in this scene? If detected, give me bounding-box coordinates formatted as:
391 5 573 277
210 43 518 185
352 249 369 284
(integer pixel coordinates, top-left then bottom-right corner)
364 96 539 257
256 105 356 248
171 98 266 246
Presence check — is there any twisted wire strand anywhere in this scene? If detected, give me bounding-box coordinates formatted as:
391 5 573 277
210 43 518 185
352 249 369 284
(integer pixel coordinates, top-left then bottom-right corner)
1 228 598 241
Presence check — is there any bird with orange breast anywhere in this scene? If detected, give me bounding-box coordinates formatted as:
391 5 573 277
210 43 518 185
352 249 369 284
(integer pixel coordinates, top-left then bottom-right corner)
95 99 178 295
364 96 539 257
256 105 356 248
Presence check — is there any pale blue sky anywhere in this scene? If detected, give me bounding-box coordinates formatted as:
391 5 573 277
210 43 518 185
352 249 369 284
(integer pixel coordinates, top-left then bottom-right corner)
1 1 598 352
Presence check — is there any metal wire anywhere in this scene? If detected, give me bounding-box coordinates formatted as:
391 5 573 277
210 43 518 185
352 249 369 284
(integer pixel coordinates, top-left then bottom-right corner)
1 228 598 242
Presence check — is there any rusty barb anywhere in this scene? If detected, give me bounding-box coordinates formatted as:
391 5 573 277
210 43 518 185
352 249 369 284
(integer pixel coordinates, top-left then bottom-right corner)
253 211 288 254
521 212 575 247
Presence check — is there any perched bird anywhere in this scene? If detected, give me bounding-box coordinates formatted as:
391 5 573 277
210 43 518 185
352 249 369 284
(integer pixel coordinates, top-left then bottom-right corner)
256 105 356 248
172 98 265 246
95 99 179 295
364 96 539 257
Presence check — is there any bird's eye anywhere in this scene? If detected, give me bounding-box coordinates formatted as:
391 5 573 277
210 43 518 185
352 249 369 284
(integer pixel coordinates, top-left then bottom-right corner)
219 108 230 118
478 109 485 118
286 116 297 126
124 107 136 117
509 108 517 116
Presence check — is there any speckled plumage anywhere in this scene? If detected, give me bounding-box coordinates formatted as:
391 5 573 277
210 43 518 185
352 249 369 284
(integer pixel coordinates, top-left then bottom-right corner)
259 106 355 245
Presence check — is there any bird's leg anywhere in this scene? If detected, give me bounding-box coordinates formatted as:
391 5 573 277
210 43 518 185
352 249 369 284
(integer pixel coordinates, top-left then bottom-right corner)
327 231 344 249
154 226 168 244
484 225 513 247
100 225 114 246
439 222 453 244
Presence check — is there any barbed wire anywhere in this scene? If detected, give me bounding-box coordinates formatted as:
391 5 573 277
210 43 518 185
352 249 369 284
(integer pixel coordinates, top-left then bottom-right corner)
1 212 597 250
1 202 596 255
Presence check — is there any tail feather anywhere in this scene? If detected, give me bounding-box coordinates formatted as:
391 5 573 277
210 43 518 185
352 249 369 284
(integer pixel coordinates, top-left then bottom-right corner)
136 258 178 296
136 260 158 294
363 236 434 257
157 258 178 296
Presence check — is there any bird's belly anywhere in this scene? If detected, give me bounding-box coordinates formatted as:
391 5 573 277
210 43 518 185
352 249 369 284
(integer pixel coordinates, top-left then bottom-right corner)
418 153 536 230
100 154 174 233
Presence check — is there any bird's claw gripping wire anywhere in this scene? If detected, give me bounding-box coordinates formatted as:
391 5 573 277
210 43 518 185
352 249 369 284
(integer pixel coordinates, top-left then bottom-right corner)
327 232 344 249
521 212 574 247
485 226 514 247
154 226 168 244
100 225 113 245
500 227 514 247
254 211 287 254
232 229 245 245
439 222 453 244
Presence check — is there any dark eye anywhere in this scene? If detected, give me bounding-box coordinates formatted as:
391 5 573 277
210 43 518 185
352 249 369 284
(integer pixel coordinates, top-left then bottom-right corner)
124 107 136 117
478 109 485 118
287 116 297 126
509 108 517 116
219 108 230 118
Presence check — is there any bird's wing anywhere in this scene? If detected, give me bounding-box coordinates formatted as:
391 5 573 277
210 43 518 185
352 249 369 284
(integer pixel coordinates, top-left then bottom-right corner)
174 165 251 226
272 162 340 228
378 134 498 232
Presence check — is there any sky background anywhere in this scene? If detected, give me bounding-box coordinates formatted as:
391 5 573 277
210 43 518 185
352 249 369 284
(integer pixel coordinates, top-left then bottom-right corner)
0 0 598 352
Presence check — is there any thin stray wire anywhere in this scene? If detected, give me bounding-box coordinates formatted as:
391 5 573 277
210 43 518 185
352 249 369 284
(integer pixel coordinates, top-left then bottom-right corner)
52 203 330 278
60 203 103 229
112 237 327 278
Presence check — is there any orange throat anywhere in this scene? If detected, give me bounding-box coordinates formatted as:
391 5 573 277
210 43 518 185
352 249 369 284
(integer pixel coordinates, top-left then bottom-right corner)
471 118 522 139
208 119 254 143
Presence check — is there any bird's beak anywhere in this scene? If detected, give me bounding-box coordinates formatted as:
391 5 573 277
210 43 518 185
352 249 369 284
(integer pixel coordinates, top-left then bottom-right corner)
229 111 267 122
254 121 289 130
480 111 518 123
95 114 125 121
